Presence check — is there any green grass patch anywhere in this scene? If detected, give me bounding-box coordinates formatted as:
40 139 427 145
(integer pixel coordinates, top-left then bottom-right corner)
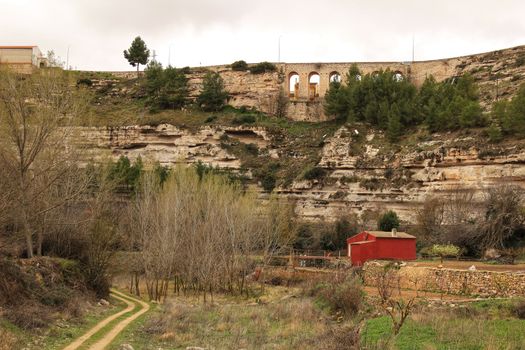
362 311 525 350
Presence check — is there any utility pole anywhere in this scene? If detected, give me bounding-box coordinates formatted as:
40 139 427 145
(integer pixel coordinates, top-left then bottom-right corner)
168 44 174 67
152 49 157 62
278 35 282 63
66 45 70 70
412 35 415 63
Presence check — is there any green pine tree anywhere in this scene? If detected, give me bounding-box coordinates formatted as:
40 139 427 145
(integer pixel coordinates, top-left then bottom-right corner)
123 36 150 77
197 72 229 112
387 104 403 142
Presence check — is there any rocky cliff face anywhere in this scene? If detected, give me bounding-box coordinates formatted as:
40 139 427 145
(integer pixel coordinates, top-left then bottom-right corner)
77 124 525 225
78 124 269 170
292 126 525 224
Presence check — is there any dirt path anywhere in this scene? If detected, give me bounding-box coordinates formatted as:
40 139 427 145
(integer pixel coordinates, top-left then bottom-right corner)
63 289 150 350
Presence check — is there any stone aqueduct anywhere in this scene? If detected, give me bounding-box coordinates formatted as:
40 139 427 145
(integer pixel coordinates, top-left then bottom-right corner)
282 62 411 100
273 57 466 120
107 49 498 121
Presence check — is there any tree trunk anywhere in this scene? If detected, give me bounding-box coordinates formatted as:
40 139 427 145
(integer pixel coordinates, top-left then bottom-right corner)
137 64 140 78
21 208 34 258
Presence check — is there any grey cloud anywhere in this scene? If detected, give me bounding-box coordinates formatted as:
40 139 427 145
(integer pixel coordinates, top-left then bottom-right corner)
0 0 524 70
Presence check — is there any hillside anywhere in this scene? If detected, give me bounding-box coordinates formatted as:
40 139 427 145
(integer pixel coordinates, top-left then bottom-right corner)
72 45 525 225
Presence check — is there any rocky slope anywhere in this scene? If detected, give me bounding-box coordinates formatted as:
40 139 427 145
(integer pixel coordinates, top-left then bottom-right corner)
76 123 525 225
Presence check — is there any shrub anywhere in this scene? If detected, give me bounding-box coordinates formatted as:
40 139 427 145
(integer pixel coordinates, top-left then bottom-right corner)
5 303 52 329
244 143 259 155
430 244 461 263
249 61 277 74
76 78 93 87
515 56 525 68
144 62 189 110
197 72 229 112
261 172 276 192
310 274 363 316
303 166 326 180
512 300 525 319
377 210 400 231
231 60 248 71
204 115 217 123
360 178 384 191
486 123 503 143
232 114 256 124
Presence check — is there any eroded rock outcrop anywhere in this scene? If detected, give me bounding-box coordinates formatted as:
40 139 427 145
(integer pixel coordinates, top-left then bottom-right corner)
76 124 525 225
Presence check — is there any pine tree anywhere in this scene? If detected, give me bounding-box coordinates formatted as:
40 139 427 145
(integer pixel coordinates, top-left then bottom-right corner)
197 72 229 112
123 36 150 77
387 104 403 142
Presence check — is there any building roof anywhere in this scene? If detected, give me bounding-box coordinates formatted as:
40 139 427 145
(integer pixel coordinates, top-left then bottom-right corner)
0 46 37 49
365 231 416 239
350 240 375 245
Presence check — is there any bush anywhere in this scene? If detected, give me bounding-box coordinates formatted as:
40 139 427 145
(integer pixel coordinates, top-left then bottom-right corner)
430 244 461 263
231 60 248 71
249 61 277 74
5 303 52 329
76 78 93 87
303 166 326 180
244 143 259 155
144 61 189 110
204 115 217 123
486 123 503 143
360 178 384 191
378 210 400 231
197 72 229 112
310 274 363 316
513 300 525 319
515 56 525 68
232 114 256 124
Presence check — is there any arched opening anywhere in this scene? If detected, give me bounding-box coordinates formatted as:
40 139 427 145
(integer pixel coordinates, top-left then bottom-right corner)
288 72 300 98
329 71 342 84
308 72 320 100
393 71 404 82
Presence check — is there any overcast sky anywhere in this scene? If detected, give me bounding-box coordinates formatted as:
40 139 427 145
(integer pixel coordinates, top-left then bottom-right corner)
1 0 524 71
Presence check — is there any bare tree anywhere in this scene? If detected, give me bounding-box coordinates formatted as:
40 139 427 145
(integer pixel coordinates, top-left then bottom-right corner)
376 264 416 336
0 69 86 258
477 185 524 250
129 165 294 302
416 187 480 246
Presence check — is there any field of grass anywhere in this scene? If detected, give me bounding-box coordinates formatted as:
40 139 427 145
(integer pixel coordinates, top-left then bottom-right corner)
0 296 127 350
362 299 525 350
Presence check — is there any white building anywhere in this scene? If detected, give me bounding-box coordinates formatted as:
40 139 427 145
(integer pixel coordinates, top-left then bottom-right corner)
0 46 47 73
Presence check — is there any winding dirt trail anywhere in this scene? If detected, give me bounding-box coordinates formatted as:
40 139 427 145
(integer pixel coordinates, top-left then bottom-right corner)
63 289 150 350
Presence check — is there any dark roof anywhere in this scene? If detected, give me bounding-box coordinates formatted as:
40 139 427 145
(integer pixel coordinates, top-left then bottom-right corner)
365 231 416 239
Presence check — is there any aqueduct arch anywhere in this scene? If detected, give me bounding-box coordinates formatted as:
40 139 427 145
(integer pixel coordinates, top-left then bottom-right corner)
308 72 320 100
329 71 342 83
281 62 412 99
288 72 300 98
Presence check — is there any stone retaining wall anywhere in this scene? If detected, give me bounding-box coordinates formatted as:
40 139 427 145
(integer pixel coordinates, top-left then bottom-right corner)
363 261 525 298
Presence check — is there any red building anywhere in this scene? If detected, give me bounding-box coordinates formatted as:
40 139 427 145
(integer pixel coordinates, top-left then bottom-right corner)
347 230 416 266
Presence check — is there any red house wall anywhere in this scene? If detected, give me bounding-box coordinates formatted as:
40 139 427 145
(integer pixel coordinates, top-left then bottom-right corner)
347 231 416 266
374 238 416 261
350 242 376 266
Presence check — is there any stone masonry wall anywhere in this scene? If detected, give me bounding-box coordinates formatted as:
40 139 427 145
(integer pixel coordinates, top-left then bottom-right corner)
363 262 525 298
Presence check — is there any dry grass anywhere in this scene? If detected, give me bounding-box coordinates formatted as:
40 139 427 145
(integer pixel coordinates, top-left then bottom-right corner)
141 291 360 349
0 327 18 350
